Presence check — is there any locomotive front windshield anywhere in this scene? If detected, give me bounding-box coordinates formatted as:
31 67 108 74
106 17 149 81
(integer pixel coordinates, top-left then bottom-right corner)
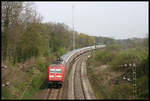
50 69 62 73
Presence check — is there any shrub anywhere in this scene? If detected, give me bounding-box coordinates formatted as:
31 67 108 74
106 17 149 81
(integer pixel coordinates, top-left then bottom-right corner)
136 76 149 99
109 49 137 71
95 50 114 64
106 44 122 52
31 76 41 90
111 84 132 99
35 57 46 72
58 47 67 56
2 88 12 99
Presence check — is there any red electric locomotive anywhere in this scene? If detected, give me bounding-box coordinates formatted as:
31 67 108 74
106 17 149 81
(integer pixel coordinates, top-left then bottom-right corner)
48 58 64 88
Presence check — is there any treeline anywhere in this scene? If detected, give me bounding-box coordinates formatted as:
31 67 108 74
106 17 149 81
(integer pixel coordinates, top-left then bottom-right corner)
2 2 95 64
116 37 148 49
95 36 116 45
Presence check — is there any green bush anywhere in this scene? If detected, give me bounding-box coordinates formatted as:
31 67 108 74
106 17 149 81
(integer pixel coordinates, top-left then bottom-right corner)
106 44 122 52
109 49 137 71
22 75 43 99
111 84 132 99
137 76 149 99
2 88 12 99
18 82 26 91
35 57 46 72
43 49 50 57
38 63 45 72
31 77 41 90
136 57 148 78
95 50 114 64
111 86 120 99
58 47 67 56
22 86 34 99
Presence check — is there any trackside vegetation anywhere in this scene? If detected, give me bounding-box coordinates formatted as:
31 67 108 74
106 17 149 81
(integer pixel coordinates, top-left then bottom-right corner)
87 37 149 99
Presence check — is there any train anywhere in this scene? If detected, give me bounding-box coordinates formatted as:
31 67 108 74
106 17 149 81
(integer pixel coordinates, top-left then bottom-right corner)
47 45 106 88
48 57 64 88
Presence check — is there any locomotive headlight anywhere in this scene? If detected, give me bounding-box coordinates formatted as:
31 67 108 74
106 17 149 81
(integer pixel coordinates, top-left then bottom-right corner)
49 75 54 77
56 75 62 77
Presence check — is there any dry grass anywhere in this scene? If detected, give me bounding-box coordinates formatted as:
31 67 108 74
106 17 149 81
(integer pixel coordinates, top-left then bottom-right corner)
2 56 49 99
87 59 133 99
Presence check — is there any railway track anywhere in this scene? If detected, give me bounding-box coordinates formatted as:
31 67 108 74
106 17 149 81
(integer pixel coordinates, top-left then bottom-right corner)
67 52 96 99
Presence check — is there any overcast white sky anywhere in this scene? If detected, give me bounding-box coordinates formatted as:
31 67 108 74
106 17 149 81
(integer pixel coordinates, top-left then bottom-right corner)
34 2 148 39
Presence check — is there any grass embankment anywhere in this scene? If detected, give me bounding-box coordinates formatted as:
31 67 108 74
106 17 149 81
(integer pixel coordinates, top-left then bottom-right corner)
2 55 56 99
87 44 148 99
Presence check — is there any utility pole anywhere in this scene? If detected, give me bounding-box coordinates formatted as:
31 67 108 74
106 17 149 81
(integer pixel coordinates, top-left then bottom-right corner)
72 5 75 50
132 63 137 99
94 42 96 50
